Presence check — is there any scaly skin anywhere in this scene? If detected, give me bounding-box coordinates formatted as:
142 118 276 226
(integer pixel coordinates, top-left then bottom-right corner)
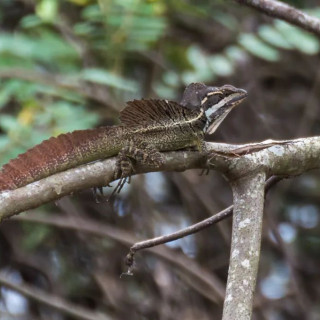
0 117 204 191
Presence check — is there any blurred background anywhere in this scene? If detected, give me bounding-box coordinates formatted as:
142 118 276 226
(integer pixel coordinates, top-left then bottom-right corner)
0 0 320 319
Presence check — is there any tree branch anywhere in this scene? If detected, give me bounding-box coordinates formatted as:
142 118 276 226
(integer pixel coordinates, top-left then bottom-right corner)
0 271 110 320
222 172 266 320
12 214 226 303
235 0 320 37
0 149 206 221
0 137 319 221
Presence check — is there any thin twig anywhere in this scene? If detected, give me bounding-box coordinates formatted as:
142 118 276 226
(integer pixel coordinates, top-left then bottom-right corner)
125 176 283 275
0 272 110 320
124 206 232 275
235 0 320 37
12 214 226 302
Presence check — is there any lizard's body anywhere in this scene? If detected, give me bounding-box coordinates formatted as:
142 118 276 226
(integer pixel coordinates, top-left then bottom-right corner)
0 84 247 192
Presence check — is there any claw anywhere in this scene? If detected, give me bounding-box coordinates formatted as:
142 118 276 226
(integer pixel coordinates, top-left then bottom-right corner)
109 153 134 200
93 187 100 203
109 176 130 200
109 141 163 199
199 168 210 176
93 186 108 203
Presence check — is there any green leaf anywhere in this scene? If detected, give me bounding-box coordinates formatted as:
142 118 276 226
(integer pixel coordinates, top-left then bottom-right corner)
238 33 280 61
0 79 40 108
182 45 215 84
225 45 247 62
0 32 77 63
36 0 58 22
163 71 180 87
73 22 95 36
153 83 176 100
209 55 234 76
0 80 22 108
258 25 293 50
185 45 213 81
37 86 84 104
274 20 320 55
0 135 10 151
81 68 138 91
0 115 20 132
82 4 103 21
34 101 99 133
20 14 43 28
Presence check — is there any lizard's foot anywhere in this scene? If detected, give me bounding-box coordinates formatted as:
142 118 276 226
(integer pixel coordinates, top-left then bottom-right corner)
93 186 105 203
110 141 164 198
199 168 210 176
110 153 135 198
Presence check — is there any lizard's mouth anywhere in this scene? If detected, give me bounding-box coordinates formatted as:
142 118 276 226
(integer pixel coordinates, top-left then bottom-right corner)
203 88 247 135
225 89 248 108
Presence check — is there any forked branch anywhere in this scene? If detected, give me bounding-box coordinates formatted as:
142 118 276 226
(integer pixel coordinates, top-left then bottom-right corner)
124 176 282 275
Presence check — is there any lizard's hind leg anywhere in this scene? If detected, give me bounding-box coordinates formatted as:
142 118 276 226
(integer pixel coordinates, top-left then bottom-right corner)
111 141 164 197
133 142 164 168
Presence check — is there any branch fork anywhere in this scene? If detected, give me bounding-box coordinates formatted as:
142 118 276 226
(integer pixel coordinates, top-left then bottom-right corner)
1 137 320 320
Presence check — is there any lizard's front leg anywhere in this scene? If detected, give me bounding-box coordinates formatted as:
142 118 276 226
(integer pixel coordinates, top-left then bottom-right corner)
193 139 211 176
112 140 164 195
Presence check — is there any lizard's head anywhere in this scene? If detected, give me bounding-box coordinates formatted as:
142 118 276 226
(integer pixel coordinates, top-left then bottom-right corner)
181 83 247 135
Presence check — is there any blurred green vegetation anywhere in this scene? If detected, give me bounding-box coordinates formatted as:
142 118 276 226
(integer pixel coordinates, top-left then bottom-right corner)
1 0 320 165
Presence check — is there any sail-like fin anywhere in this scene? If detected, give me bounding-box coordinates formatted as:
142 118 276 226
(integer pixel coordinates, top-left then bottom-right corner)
120 99 196 126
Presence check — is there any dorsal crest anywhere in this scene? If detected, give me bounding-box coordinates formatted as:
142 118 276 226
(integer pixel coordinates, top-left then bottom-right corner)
120 99 200 126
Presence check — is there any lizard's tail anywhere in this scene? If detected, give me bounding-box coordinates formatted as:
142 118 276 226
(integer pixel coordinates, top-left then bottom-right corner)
0 127 113 191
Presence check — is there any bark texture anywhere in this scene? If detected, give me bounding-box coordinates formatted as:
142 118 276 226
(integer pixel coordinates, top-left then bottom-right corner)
222 172 266 320
235 0 320 36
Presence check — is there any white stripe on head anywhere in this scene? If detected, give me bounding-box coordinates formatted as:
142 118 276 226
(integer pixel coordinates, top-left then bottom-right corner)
205 111 230 134
201 97 208 105
201 90 222 107
204 92 239 118
204 92 240 134
207 91 222 96
204 98 225 119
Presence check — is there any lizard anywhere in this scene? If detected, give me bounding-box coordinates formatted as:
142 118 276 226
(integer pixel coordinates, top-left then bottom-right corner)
0 83 247 193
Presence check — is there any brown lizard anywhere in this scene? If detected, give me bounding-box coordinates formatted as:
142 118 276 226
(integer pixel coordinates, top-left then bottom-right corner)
0 83 247 192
